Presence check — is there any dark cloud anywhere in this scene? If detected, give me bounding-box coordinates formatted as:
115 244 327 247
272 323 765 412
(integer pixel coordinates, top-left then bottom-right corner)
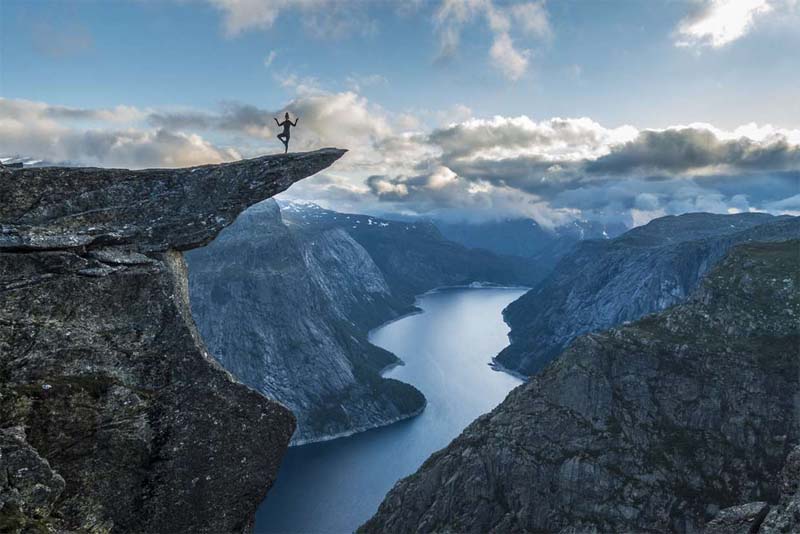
587 128 800 175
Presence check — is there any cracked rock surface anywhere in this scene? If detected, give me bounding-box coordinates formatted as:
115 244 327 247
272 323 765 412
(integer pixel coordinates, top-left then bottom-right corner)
0 150 345 533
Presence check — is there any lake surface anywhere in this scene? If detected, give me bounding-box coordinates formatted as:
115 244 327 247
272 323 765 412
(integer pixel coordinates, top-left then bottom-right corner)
254 287 526 534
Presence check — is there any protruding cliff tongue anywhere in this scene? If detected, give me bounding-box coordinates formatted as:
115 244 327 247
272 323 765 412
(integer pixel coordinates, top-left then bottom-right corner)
0 149 345 533
0 148 346 251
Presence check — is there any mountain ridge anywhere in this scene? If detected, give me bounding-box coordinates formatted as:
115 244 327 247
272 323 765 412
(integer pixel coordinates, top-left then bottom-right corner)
497 212 799 376
362 239 800 533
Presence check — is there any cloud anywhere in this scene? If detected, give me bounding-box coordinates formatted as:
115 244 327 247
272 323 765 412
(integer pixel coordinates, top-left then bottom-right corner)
0 98 238 168
587 127 800 174
489 33 530 81
361 115 800 226
510 2 552 39
203 0 376 39
434 0 550 80
264 50 277 67
345 73 389 92
675 0 774 48
0 98 145 124
429 116 638 163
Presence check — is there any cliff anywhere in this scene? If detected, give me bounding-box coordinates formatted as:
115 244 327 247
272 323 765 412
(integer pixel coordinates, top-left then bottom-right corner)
186 201 424 445
0 149 345 533
497 212 799 376
362 240 800 533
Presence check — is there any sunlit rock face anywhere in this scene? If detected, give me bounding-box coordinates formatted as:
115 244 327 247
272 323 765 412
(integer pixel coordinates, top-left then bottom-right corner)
0 149 344 533
362 240 800 534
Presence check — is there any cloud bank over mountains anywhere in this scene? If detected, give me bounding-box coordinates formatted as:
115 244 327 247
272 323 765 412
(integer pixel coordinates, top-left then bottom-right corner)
2 91 797 228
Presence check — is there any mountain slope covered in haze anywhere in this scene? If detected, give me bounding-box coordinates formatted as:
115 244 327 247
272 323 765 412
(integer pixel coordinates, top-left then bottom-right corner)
362 239 800 533
436 218 627 274
496 212 799 376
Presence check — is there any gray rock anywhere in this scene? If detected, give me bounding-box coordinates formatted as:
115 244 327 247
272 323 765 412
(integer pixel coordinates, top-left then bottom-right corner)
362 240 800 534
1 148 346 251
754 446 800 533
0 427 65 531
498 212 800 376
705 502 769 533
0 149 345 533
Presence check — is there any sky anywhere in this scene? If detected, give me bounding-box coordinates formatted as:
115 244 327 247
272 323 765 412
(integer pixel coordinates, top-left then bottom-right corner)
1 0 799 227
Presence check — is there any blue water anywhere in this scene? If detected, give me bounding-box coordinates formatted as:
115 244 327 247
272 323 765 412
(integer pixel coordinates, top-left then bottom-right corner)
254 287 526 534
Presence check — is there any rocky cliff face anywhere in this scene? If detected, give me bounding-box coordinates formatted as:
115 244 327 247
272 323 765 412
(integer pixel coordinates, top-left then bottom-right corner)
497 212 799 376
186 201 424 445
0 150 344 533
362 240 800 533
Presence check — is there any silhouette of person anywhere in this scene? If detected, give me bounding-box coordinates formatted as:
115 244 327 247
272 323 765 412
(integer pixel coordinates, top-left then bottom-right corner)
275 112 298 154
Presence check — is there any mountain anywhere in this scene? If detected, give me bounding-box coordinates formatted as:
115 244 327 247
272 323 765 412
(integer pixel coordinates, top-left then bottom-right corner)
187 200 541 444
279 201 545 301
497 212 799 376
0 150 344 533
187 201 424 445
436 217 626 273
361 239 800 533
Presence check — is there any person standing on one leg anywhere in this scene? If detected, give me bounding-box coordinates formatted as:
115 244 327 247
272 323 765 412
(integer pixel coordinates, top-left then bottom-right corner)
275 112 298 154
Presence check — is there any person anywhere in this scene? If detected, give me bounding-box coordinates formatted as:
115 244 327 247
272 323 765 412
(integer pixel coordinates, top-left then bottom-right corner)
275 112 298 153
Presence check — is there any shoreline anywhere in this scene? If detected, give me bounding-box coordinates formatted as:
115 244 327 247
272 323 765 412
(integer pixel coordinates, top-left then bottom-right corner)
289 401 427 447
489 358 529 381
290 284 529 447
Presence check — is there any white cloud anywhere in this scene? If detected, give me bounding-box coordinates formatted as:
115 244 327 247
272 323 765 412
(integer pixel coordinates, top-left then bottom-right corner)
434 0 550 80
489 33 530 81
675 0 774 48
203 0 375 39
264 50 277 67
510 2 552 39
0 98 238 168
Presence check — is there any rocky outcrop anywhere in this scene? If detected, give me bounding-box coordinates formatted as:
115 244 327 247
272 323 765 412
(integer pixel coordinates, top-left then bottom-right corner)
704 446 800 533
497 212 799 376
0 427 65 532
757 446 800 533
362 240 800 533
187 200 424 445
0 149 345 532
